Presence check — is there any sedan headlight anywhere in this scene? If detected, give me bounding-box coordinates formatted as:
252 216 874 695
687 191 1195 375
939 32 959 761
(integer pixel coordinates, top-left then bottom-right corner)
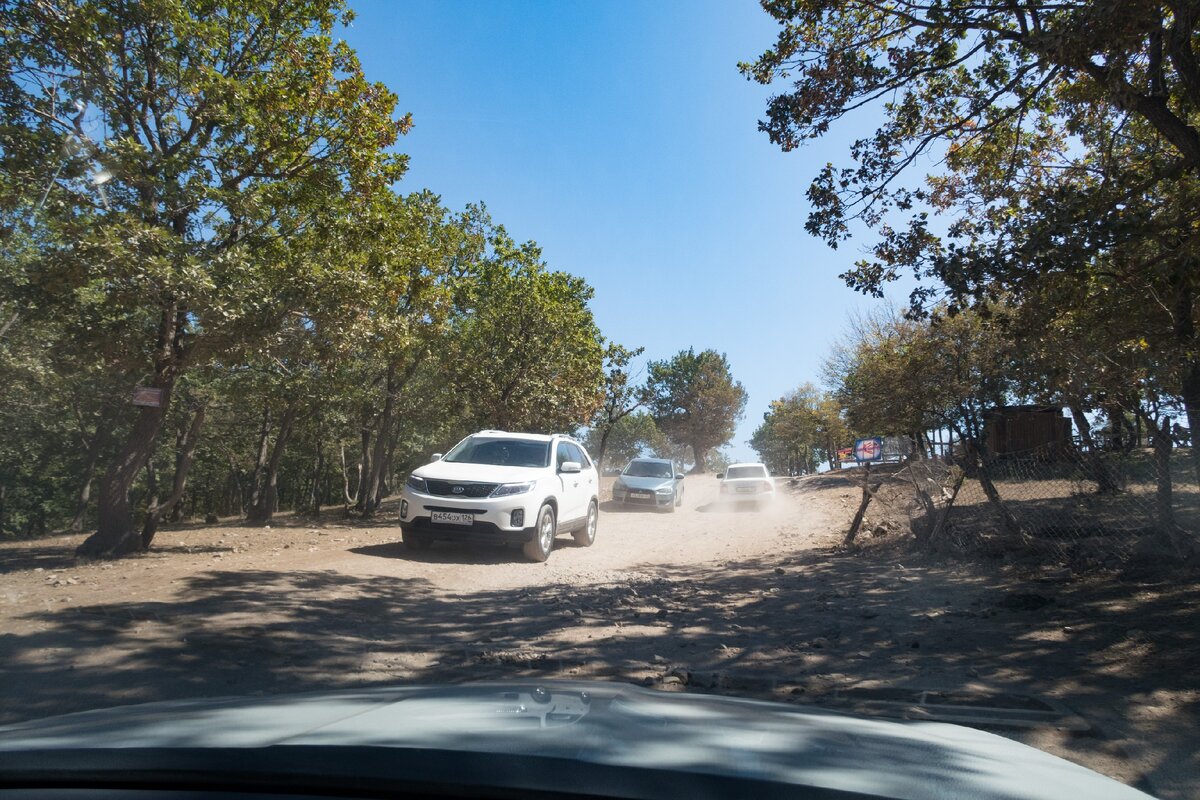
490 480 535 498
655 486 673 494
405 474 428 493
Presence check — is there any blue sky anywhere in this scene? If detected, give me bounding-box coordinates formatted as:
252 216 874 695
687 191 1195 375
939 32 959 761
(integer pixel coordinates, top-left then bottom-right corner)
342 0 899 461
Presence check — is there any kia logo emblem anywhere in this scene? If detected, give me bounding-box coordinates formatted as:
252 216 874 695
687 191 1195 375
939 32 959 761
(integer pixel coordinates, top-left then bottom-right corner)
452 486 464 494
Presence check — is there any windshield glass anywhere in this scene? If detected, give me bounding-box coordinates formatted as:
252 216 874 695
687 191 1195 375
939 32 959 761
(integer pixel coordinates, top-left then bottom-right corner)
623 461 673 478
725 466 767 480
443 438 550 468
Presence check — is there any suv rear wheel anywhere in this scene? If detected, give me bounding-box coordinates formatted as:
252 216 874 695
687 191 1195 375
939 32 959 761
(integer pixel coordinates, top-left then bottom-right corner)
573 500 598 546
523 503 556 562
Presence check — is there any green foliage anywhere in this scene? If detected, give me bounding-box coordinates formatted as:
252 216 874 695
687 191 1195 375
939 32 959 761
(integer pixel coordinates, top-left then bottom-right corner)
1 0 408 373
744 1 1200 478
446 225 606 433
584 342 648 469
743 3 1200 287
583 411 662 471
645 348 747 472
0 2 618 540
750 383 847 475
825 308 1018 448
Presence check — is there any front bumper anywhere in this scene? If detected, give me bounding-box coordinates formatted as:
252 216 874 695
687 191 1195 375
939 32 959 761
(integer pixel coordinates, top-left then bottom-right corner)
399 487 540 543
720 487 776 501
612 487 675 507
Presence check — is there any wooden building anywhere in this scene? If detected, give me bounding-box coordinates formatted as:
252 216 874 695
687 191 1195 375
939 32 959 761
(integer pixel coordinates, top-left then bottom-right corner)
985 405 1072 457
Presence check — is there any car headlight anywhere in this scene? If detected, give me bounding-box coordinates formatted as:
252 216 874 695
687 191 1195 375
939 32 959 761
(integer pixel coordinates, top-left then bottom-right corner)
406 474 428 493
656 486 673 494
490 481 535 498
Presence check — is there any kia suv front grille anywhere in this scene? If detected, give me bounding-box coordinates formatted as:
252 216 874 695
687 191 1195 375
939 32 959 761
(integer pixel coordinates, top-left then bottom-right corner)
424 480 498 498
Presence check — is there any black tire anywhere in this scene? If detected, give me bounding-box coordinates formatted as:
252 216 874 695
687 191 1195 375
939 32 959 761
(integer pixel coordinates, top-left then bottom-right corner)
402 530 433 550
667 495 677 513
574 500 598 547
523 503 556 562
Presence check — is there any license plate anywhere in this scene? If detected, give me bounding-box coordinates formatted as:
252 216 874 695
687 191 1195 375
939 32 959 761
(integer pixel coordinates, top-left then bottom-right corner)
736 487 756 493
630 491 653 497
431 511 474 526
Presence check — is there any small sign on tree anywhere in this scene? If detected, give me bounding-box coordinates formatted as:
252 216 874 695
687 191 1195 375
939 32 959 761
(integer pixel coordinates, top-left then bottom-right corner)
131 387 164 408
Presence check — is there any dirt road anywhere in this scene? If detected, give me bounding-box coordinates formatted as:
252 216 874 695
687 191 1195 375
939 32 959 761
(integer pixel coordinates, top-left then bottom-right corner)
0 476 840 716
2 475 1197 797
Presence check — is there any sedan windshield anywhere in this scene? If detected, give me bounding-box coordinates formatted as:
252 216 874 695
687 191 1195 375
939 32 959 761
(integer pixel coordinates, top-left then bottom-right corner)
725 466 767 479
443 438 550 468
623 461 673 478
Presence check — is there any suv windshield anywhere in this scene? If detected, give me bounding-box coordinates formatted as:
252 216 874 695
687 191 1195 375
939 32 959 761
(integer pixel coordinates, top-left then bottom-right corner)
623 461 673 478
725 466 767 480
443 438 550 468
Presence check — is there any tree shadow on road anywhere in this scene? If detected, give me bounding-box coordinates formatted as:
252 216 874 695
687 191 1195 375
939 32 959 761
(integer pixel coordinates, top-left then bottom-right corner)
351 540 525 565
1 540 1197 794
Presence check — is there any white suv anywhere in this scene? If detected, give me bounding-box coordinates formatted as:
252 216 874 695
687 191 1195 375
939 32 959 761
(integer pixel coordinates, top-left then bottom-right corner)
399 430 599 562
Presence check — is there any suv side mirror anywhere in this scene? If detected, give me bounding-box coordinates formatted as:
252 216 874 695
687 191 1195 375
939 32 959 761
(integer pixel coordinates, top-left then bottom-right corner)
559 461 582 474
430 453 443 461
715 472 724 480
674 474 684 480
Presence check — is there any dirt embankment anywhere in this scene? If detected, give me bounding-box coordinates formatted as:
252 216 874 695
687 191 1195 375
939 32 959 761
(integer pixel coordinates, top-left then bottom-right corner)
1 473 1197 798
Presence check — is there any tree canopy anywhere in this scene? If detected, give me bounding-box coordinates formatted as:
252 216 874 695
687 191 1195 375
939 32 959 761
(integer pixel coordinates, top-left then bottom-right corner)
645 348 747 473
0 0 618 549
744 0 1200 496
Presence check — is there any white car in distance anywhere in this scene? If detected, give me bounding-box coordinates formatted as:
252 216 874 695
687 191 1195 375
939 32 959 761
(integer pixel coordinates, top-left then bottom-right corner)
717 462 776 508
399 430 599 562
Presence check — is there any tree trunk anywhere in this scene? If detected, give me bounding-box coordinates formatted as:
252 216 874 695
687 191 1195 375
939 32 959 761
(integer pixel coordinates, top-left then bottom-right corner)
925 467 966 550
340 444 358 505
246 405 297 525
1180 362 1200 486
308 416 324 516
362 365 397 517
378 428 400 506
309 444 324 517
975 460 1024 538
246 405 272 513
961 435 1026 541
69 413 113 532
1067 402 1119 493
845 462 881 546
141 405 206 549
141 459 160 541
78 304 182 558
595 425 613 472
690 445 708 474
1149 414 1176 532
353 425 371 513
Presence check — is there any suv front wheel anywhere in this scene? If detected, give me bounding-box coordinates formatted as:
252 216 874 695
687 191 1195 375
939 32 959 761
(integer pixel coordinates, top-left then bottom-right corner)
523 503 556 562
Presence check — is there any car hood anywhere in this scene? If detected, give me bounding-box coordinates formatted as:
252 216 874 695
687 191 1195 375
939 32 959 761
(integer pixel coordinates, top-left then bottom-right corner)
412 460 543 484
0 681 1149 800
616 475 675 490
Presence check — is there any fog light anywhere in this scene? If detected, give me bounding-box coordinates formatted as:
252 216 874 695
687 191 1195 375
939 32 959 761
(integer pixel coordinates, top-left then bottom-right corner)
400 499 409 519
511 509 525 527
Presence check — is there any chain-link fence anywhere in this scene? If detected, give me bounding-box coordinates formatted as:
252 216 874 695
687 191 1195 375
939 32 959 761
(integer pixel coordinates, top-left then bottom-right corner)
848 446 1200 569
